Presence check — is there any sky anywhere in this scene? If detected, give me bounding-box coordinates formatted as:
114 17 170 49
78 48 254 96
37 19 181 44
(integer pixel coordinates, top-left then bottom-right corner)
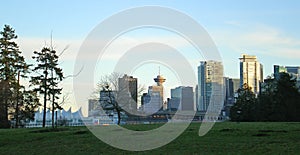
1 0 300 115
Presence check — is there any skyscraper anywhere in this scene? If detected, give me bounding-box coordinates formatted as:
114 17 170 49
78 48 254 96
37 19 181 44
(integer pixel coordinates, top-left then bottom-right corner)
224 77 234 102
197 60 224 111
223 77 234 116
195 85 198 111
142 74 166 113
231 78 240 93
274 65 300 80
118 74 138 111
170 86 194 111
239 54 263 94
274 65 300 89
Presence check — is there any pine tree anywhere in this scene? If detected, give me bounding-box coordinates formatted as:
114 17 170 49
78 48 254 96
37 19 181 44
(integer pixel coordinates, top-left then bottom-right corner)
0 25 28 128
230 84 257 122
48 49 63 128
31 47 63 127
17 90 41 126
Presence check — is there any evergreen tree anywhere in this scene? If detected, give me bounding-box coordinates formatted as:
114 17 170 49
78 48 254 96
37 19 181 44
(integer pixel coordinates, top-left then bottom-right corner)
49 50 63 128
231 73 300 122
274 73 300 121
0 25 28 128
17 90 41 126
31 47 63 127
230 84 257 122
257 77 278 121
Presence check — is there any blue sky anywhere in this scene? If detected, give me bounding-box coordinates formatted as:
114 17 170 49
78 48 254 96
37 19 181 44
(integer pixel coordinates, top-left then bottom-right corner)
1 1 300 114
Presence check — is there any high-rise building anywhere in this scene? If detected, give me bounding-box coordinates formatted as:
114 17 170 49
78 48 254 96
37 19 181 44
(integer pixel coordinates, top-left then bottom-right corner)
197 60 224 111
231 78 240 93
118 74 138 111
170 86 195 111
142 74 166 113
195 85 198 111
224 77 234 104
274 65 300 80
274 65 300 89
223 77 234 116
239 54 263 94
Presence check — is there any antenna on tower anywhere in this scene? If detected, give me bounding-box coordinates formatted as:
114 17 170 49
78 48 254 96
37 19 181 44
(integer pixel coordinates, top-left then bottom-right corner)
158 66 161 75
50 30 53 50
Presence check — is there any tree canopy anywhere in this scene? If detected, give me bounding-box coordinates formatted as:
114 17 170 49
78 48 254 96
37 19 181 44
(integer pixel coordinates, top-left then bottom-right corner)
230 72 300 122
31 47 64 128
0 25 39 128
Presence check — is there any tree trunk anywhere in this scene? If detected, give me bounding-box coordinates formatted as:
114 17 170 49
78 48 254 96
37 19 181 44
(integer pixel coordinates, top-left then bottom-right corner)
117 110 121 125
43 91 47 127
0 81 10 128
42 68 48 128
51 93 55 129
0 104 9 128
51 69 55 129
15 71 20 128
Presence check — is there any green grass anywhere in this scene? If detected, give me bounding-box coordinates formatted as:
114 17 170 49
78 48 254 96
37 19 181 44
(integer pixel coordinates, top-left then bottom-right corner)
0 122 300 154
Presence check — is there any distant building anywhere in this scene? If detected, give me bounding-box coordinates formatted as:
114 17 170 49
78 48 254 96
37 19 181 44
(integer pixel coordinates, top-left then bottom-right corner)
99 90 116 111
88 99 99 117
224 77 234 100
231 78 240 93
224 77 234 103
274 65 300 90
170 86 195 111
223 77 235 116
274 65 288 78
26 108 84 127
167 98 180 111
195 85 198 111
25 107 122 128
274 65 300 79
118 74 138 112
239 54 263 95
142 74 166 113
142 90 162 113
197 60 224 111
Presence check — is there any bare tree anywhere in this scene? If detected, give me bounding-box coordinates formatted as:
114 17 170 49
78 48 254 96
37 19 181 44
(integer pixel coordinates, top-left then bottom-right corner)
94 72 145 125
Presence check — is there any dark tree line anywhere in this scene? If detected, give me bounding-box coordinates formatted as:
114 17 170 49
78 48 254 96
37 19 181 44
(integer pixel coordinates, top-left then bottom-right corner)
230 72 300 122
0 24 64 128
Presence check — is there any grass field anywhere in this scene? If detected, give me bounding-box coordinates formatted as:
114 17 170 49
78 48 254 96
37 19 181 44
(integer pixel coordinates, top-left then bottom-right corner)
0 122 300 154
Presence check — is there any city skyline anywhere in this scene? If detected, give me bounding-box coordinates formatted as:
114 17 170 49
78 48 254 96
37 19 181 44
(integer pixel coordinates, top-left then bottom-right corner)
1 1 300 115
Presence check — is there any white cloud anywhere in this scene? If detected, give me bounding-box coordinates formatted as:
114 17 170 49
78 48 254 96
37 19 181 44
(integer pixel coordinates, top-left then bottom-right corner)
17 37 82 62
214 22 300 59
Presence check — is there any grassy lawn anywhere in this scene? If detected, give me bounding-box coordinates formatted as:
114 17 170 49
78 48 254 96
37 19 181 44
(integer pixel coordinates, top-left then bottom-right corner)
0 122 299 154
